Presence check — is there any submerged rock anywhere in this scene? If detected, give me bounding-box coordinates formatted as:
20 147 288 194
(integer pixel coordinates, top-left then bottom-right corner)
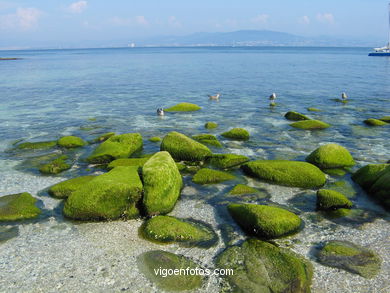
148 136 161 142
160 131 212 162
316 240 381 278
0 193 41 221
307 107 321 112
192 168 235 185
138 250 204 292
164 102 201 112
290 120 330 130
57 136 86 148
204 121 218 129
48 176 96 199
107 157 149 170
379 116 390 123
16 141 57 150
192 134 222 147
142 151 182 216
363 118 388 126
221 128 250 140
284 111 310 121
228 203 302 239
241 160 326 188
306 143 355 169
209 153 249 169
316 189 352 210
216 239 313 292
39 155 71 174
92 132 115 143
63 166 143 220
87 133 143 164
229 184 259 195
141 215 217 247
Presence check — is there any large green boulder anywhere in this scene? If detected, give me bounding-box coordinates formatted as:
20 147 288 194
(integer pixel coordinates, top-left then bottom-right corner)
86 133 143 164
63 166 143 220
16 141 57 150
316 189 352 210
39 155 70 174
192 134 222 147
290 120 330 130
363 118 388 126
138 250 204 292
209 153 249 169
221 128 250 140
92 132 115 143
284 111 310 121
192 168 235 185
317 240 381 278
160 131 212 162
107 157 149 170
352 164 389 190
142 151 182 216
228 204 302 239
0 192 41 221
48 176 96 199
306 143 355 169
141 215 217 247
164 102 201 112
241 160 326 188
57 136 86 148
216 239 313 292
369 167 390 208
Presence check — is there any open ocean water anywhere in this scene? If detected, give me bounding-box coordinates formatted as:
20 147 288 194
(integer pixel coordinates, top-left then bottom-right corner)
0 46 389 292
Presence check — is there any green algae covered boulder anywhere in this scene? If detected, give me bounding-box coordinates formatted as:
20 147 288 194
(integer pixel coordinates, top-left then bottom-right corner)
48 176 96 199
141 215 217 247
241 160 326 188
369 167 390 208
229 184 259 195
307 107 321 112
284 111 310 121
192 134 222 147
205 121 218 129
290 119 330 130
192 168 235 185
364 118 388 126
160 131 212 162
39 155 71 174
142 151 182 216
0 192 41 221
351 164 389 190
148 136 161 142
57 136 86 148
317 240 381 278
164 102 201 112
316 189 352 210
92 132 115 143
306 143 355 169
216 239 313 292
63 166 143 220
379 116 390 123
138 250 204 292
209 153 249 169
87 133 143 164
228 203 302 239
107 157 149 170
221 128 250 140
16 141 57 150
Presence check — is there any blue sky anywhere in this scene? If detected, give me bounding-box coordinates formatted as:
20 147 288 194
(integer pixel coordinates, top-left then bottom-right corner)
0 0 388 48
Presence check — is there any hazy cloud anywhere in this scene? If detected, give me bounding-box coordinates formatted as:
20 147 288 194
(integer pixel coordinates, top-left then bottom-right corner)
168 16 181 28
251 14 269 24
0 7 42 30
298 15 310 25
317 13 334 24
68 1 87 14
109 15 149 27
135 15 148 26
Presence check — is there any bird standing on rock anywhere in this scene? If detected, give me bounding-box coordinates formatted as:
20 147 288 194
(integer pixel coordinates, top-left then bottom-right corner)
156 108 164 116
342 92 348 100
208 93 221 100
269 93 277 100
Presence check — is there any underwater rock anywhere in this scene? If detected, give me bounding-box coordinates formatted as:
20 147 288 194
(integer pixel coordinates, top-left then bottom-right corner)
138 250 204 292
16 141 57 150
228 203 302 239
142 151 182 216
63 166 143 220
307 107 321 112
316 189 352 210
306 143 355 169
87 133 143 164
160 131 212 162
209 153 249 169
107 157 149 170
204 121 218 129
290 120 330 130
316 240 381 279
241 160 326 188
0 192 41 221
216 239 313 292
229 184 259 195
148 136 161 142
92 132 115 143
39 155 71 174
221 128 250 140
57 136 87 148
48 176 96 199
284 111 310 121
192 168 235 184
379 116 390 123
364 118 388 126
192 134 222 148
164 102 201 112
141 215 217 247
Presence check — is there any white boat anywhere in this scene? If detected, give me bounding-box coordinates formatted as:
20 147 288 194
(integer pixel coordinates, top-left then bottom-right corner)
369 3 390 56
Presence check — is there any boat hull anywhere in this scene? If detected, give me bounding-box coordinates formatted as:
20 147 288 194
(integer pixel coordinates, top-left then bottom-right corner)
369 52 390 56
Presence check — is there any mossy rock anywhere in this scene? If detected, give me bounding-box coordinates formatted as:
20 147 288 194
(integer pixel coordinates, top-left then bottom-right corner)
48 176 96 199
57 136 86 148
0 193 41 221
149 136 161 142
209 153 249 169
290 120 330 130
175 162 186 171
316 189 352 210
307 107 321 112
87 133 143 164
93 132 115 143
379 116 390 123
351 164 389 190
141 215 217 247
192 168 235 185
306 143 355 169
241 160 326 188
107 157 149 170
138 250 204 292
164 102 201 112
369 167 390 208
326 180 357 198
216 239 313 292
221 128 250 140
323 168 347 176
363 118 388 126
192 134 222 148
63 166 143 220
284 111 310 121
228 204 302 239
160 131 212 162
16 141 57 150
142 151 182 216
39 155 71 174
317 240 381 278
229 184 259 195
205 121 218 129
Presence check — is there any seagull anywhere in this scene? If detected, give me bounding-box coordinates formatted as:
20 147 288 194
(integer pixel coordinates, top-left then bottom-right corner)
208 93 221 100
156 108 164 116
269 93 277 100
341 92 348 100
